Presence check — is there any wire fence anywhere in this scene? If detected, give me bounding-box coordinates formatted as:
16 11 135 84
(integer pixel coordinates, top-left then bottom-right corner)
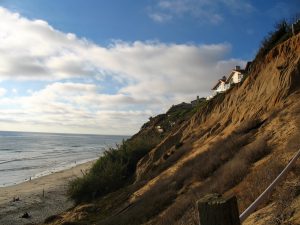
197 148 300 225
239 148 300 222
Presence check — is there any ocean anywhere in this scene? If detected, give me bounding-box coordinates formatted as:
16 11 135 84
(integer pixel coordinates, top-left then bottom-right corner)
0 131 127 187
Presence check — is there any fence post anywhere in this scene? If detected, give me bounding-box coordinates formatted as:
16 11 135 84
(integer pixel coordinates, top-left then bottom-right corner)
197 194 241 225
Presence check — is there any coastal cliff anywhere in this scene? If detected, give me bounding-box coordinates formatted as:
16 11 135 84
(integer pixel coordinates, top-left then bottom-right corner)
44 28 300 225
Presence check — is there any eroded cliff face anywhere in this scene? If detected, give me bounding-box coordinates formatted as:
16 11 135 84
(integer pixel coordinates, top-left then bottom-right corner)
136 33 300 182
45 33 300 225
132 33 300 224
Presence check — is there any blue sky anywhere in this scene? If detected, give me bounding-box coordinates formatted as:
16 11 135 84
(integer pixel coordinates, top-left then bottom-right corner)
0 0 299 135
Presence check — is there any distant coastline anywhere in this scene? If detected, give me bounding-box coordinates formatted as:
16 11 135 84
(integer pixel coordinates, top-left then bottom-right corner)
0 130 131 138
0 131 127 187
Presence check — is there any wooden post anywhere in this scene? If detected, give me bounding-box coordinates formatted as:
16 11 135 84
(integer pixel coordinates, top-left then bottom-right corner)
197 194 241 225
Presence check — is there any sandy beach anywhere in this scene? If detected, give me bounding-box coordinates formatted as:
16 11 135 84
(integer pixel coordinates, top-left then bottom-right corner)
0 160 96 225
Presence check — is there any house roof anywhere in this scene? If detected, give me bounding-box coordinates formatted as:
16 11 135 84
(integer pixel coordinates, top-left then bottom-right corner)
211 65 247 91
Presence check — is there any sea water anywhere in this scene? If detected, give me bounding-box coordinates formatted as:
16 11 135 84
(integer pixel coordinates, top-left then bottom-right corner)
0 131 127 187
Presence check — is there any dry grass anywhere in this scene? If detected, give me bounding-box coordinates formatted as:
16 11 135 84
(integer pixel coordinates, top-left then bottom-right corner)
208 136 270 193
286 133 300 151
149 135 271 225
238 137 270 163
99 177 177 225
155 194 195 225
211 157 249 193
238 158 284 211
268 161 300 225
235 118 266 134
142 142 192 183
271 183 298 225
152 132 272 224
183 133 251 183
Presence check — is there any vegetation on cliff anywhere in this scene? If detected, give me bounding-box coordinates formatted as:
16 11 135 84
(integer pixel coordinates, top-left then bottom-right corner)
256 15 300 59
68 135 160 203
68 101 200 203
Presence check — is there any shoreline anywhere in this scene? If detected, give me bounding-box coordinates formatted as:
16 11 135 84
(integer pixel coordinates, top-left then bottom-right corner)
0 159 96 225
1 157 99 188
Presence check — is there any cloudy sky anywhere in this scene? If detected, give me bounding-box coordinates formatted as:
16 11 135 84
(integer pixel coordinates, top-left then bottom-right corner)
0 0 299 135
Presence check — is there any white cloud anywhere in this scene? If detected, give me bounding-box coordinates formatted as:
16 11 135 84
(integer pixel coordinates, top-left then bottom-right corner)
0 82 154 134
148 0 254 24
0 88 6 97
0 7 243 85
0 7 246 134
149 13 173 23
221 0 254 13
12 88 18 94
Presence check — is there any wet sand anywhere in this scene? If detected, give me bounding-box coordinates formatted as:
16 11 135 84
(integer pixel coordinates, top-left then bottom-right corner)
0 160 96 225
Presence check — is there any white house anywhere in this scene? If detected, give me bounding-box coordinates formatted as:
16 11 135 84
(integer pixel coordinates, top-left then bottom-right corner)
207 63 251 100
211 76 228 94
226 66 244 85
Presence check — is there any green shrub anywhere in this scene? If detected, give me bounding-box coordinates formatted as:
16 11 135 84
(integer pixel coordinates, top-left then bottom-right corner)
68 135 160 203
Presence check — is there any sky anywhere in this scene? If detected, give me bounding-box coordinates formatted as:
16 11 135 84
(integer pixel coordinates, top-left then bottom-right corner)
0 0 299 135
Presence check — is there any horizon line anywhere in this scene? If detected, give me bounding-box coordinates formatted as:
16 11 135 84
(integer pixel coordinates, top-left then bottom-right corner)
0 130 132 137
